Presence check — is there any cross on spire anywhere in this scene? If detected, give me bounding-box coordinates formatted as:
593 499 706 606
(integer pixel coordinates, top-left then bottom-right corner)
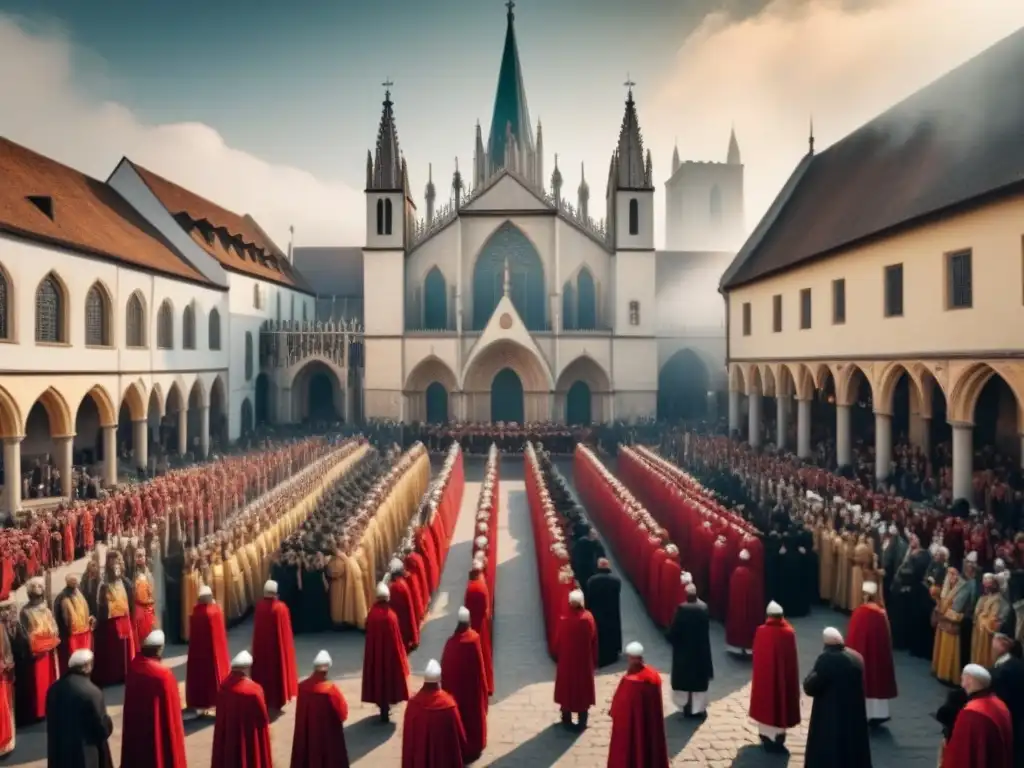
624 73 636 96
505 0 515 15
382 78 394 99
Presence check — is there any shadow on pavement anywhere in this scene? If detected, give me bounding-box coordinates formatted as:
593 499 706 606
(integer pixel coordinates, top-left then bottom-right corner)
344 714 397 763
484 723 580 767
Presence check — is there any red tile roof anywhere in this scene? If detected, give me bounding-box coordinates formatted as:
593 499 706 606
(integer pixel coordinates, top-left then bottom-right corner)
0 138 212 285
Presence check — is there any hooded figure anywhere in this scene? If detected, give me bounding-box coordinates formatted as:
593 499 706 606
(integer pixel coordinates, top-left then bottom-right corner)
401 660 468 768
607 642 669 768
290 651 350 768
119 631 187 768
361 583 410 722
749 601 801 753
251 579 299 712
211 651 273 768
440 607 488 762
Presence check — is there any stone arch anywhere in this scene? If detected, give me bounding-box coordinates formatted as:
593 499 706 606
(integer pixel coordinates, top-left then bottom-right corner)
240 398 254 435
782 362 815 401
811 363 834 393
728 363 747 393
187 376 207 410
556 354 611 393
209 375 228 446
658 349 710 422
462 339 553 393
405 355 459 393
834 362 874 407
77 385 118 428
0 384 24 439
875 362 927 417
292 361 343 422
746 365 763 397
147 383 165 421
24 386 73 437
949 362 1024 425
471 221 547 331
165 380 186 415
760 365 777 398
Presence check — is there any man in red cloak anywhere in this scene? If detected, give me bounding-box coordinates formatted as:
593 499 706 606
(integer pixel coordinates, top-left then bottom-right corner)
554 589 597 731
120 630 187 768
942 663 1014 768
846 581 897 726
290 650 350 768
212 651 273 768
607 642 669 768
15 577 60 725
725 549 762 656
388 559 421 651
402 659 467 768
463 558 493 694
656 544 683 629
440 607 488 762
361 582 410 723
53 573 95 676
403 547 430 622
251 579 298 713
749 600 801 753
185 585 230 715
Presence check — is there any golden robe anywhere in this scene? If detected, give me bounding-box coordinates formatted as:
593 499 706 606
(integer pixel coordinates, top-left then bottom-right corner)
817 523 834 603
180 568 202 641
971 593 1009 668
932 579 966 684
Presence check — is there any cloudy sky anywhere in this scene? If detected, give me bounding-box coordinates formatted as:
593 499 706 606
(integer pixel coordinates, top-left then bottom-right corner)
1 0 1022 249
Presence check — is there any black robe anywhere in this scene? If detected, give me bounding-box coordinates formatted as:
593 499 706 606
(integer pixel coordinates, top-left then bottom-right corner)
571 536 603 601
666 599 713 693
991 655 1024 763
46 669 114 768
803 645 872 768
585 569 622 667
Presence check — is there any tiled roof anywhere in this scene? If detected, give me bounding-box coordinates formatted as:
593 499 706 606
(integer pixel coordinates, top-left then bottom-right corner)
721 27 1024 291
0 138 212 285
129 161 314 294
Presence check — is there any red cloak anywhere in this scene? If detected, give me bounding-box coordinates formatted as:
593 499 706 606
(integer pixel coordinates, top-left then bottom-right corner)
119 654 187 768
724 564 763 651
57 629 93 677
845 602 898 700
251 597 299 711
132 603 158 655
607 664 669 768
416 531 441 593
440 626 488 761
708 541 730 621
401 684 467 768
941 691 1014 768
360 602 410 706
463 576 493 694
554 607 598 712
185 601 231 710
389 577 421 651
211 672 273 768
657 558 683 629
748 618 801 728
290 671 350 768
93 615 135 687
403 554 429 622
0 674 12 753
15 647 58 723
644 547 667 616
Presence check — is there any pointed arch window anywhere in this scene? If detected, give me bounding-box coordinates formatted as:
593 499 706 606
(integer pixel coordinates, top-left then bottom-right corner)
376 199 385 235
629 300 640 326
710 185 722 225
628 198 639 236
125 292 146 348
85 283 111 346
244 331 254 381
157 300 174 349
562 282 577 331
208 307 222 350
0 264 10 341
384 199 393 235
182 302 196 349
576 268 597 330
472 223 547 331
423 267 448 330
34 272 66 343
275 292 281 323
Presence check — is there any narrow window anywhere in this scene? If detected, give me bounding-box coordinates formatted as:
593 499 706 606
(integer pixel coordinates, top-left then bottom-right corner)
742 302 751 336
85 284 110 346
628 300 640 326
182 302 196 349
832 279 846 325
772 294 782 333
157 300 174 349
0 265 9 340
884 263 904 317
35 273 65 343
208 307 221 350
384 199 393 235
799 288 811 330
947 250 972 309
126 292 146 348
628 198 639 236
244 332 254 381
376 199 384 235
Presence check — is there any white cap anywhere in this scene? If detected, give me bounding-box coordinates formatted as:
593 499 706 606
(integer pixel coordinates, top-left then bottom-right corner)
231 650 254 668
739 549 750 561
823 627 844 645
313 650 332 669
685 583 697 596
198 585 213 599
966 551 978 564
680 572 693 585
625 641 644 658
376 583 391 600
568 589 584 607
938 547 949 558
475 536 488 549
766 601 784 617
862 581 878 596
962 663 991 685
143 630 166 648
389 558 404 572
263 580 279 596
457 606 471 623
888 525 898 535
995 558 1006 570
983 572 996 583
424 659 442 683
68 649 94 669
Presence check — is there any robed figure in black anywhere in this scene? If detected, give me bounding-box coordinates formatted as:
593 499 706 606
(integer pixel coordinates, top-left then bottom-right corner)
45 650 114 768
802 628 872 768
570 522 604 601
586 559 622 667
666 582 713 718
889 537 930 651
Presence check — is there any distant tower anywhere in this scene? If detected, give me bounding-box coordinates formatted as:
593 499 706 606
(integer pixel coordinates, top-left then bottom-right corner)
486 1 536 180
672 141 680 174
425 163 436 224
550 153 563 206
727 126 741 165
577 162 589 221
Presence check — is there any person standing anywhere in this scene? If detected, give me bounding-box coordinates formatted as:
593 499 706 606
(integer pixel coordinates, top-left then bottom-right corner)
15 577 60 725
803 627 873 768
119 630 187 768
990 633 1024 766
749 601 801 754
846 581 897 725
45 648 114 768
53 573 95 676
93 553 135 687
440 607 488 762
290 650 350 768
387 559 421 652
554 589 597 731
251 579 299 714
402 659 467 768
463 558 494 695
185 584 231 715
0 622 14 759
667 574 713 719
942 664 1014 768
211 651 273 768
586 558 622 667
361 583 410 723
607 642 669 768
725 549 762 656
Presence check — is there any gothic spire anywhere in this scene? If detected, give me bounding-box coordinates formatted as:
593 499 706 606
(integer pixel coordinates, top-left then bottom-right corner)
614 76 652 190
578 162 589 221
369 80 403 191
672 140 680 174
487 0 535 177
808 115 816 155
425 163 436 224
550 153 563 202
727 125 741 165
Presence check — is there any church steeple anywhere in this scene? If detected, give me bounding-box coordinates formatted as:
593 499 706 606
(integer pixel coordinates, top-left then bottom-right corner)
577 162 589 221
425 163 436 223
727 125 741 165
487 1 535 178
671 140 680 174
614 77 653 190
369 80 403 191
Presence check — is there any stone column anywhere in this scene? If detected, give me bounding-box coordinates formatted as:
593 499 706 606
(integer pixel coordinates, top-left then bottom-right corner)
748 392 762 448
952 423 973 503
198 406 210 459
132 419 148 471
836 404 852 468
177 408 188 456
54 435 74 497
728 390 741 436
875 412 892 484
919 416 931 458
2 437 22 518
776 397 789 451
797 398 812 459
102 425 117 487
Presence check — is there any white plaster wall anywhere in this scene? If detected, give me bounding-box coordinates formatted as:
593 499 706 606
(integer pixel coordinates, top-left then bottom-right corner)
656 264 728 336
657 336 727 390
365 192 406 251
554 338 613 386
362 338 403 420
665 162 744 252
614 190 655 252
461 176 550 213
613 250 656 336
611 337 658 421
363 250 405 337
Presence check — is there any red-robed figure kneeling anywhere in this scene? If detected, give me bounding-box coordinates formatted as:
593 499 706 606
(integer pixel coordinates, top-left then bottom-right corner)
361 583 410 723
607 642 669 768
749 601 801 754
441 607 489 762
120 630 187 768
251 579 299 713
554 589 597 731
402 659 468 768
211 651 274 768
185 585 231 713
290 650 350 768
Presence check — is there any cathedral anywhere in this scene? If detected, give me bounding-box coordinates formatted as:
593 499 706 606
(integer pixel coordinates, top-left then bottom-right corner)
296 1 746 425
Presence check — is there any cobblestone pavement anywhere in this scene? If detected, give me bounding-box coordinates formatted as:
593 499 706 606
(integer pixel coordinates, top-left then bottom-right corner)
8 457 948 767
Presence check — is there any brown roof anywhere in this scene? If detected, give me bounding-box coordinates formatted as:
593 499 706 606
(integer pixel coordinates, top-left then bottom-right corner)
0 138 212 285
129 161 314 294
722 27 1024 291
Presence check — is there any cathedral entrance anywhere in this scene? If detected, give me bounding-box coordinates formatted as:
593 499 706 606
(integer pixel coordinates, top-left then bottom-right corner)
658 348 709 422
425 382 449 424
565 381 592 425
491 368 524 423
308 371 338 421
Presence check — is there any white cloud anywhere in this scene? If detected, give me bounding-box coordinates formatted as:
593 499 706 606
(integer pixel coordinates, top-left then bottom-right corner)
648 0 1024 238
0 14 364 249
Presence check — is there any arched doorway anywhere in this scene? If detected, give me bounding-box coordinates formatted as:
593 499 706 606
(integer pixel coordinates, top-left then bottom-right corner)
255 373 270 426
425 382 449 424
308 371 337 422
210 376 228 449
186 380 205 455
491 368 524 423
658 349 710 422
472 222 546 330
975 373 1020 461
566 381 592 425
291 360 345 424
73 393 103 464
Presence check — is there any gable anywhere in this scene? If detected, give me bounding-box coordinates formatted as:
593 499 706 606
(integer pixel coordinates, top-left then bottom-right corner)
462 173 551 213
462 293 554 389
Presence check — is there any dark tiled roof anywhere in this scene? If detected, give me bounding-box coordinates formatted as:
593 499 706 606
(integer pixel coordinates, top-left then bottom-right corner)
722 27 1024 291
129 162 314 294
0 138 212 285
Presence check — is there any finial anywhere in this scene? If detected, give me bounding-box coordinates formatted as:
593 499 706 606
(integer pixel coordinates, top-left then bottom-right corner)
624 73 636 99
503 257 511 296
428 163 433 182
580 162 585 181
382 78 394 100
506 0 515 18
809 115 815 155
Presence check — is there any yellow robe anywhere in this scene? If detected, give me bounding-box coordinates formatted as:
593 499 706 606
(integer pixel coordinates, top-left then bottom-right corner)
180 568 202 641
971 593 1008 668
849 540 875 611
932 579 966 684
817 524 834 602
212 562 227 613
